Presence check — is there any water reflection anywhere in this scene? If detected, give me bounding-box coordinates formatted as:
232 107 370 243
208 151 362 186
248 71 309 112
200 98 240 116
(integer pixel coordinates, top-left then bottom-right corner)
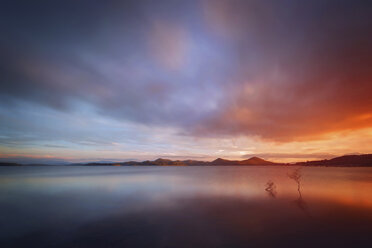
0 166 371 248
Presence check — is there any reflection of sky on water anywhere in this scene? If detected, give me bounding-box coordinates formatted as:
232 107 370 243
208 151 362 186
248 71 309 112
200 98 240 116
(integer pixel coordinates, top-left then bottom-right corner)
1 166 372 247
1 166 372 207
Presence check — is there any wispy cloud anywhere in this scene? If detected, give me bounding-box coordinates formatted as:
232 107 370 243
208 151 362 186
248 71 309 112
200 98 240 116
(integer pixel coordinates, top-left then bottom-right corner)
0 0 371 162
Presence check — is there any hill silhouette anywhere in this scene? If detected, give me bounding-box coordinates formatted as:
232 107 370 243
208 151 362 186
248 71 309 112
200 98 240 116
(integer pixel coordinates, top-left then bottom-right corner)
0 162 21 166
84 157 278 166
82 154 372 166
296 154 372 166
239 157 276 165
2 154 372 167
210 157 276 166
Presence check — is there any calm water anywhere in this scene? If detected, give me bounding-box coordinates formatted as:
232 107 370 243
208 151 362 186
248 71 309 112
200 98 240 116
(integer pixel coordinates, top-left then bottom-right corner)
0 166 372 248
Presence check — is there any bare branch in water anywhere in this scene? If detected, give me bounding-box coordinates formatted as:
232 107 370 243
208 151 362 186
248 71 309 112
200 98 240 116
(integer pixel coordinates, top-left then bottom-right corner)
287 168 307 211
265 180 277 198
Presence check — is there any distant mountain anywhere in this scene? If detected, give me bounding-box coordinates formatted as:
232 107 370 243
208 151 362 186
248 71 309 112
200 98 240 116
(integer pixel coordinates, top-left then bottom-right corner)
2 154 371 167
82 154 372 166
81 157 276 166
296 154 372 166
239 157 276 165
0 157 69 165
210 158 236 165
83 158 208 166
0 162 22 166
210 157 277 166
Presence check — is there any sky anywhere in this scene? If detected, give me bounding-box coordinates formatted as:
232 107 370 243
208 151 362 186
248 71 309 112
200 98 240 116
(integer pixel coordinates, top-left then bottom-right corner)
1 0 372 163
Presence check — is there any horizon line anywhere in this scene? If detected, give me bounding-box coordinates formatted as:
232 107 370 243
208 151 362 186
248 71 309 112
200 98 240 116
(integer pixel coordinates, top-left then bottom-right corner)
1 153 371 165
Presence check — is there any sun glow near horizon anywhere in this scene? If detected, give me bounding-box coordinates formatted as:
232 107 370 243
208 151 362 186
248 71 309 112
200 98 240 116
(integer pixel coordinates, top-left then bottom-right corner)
0 0 371 164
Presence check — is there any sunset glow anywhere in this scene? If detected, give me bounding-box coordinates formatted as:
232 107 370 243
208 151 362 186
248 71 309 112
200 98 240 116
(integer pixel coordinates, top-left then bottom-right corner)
1 0 371 163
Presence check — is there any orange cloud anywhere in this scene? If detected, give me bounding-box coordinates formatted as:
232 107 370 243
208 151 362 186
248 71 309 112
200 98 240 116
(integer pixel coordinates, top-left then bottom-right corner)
197 1 372 142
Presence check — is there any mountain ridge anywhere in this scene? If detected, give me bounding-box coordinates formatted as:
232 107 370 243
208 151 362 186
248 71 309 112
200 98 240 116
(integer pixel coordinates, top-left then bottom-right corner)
295 154 372 166
79 154 372 166
1 154 372 167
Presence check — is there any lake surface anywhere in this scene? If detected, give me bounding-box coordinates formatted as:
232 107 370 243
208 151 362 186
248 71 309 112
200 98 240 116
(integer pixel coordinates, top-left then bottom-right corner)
0 166 372 248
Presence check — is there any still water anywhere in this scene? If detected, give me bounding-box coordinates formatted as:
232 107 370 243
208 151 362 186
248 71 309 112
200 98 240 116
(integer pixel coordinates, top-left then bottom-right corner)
0 166 372 247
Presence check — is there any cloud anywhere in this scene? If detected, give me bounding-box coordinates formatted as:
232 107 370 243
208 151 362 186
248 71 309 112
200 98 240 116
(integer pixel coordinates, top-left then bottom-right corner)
196 0 372 141
149 20 190 70
0 0 223 129
0 0 371 154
